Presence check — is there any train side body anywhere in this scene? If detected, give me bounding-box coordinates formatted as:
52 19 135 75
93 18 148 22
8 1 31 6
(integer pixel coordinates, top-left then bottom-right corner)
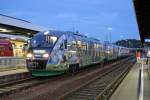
26 31 129 76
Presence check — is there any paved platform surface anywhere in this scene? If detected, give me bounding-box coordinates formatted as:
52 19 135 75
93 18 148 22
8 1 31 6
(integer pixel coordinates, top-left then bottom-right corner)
110 59 150 100
110 62 140 100
143 63 150 100
0 68 28 77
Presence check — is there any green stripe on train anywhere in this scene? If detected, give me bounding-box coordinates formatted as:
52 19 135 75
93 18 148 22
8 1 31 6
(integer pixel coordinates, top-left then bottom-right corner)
31 70 65 76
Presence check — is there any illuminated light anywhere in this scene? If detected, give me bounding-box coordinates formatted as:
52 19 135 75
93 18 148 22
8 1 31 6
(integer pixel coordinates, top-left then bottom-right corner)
0 28 12 32
43 53 49 58
70 50 76 54
77 41 82 47
72 41 76 44
10 38 15 40
0 28 7 31
106 51 110 54
27 33 31 35
67 44 71 46
27 53 33 58
33 50 46 53
77 41 81 44
44 31 49 35
27 39 31 43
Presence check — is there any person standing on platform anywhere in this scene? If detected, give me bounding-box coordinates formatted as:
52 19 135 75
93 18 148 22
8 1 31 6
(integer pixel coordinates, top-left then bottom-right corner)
136 51 141 61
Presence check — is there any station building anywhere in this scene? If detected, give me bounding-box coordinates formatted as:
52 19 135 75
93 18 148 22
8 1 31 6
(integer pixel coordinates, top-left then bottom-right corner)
0 14 50 57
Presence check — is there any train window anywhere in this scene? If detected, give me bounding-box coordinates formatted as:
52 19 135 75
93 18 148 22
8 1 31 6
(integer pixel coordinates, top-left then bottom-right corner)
77 41 82 48
60 43 64 50
86 43 88 54
67 40 77 52
82 42 87 55
59 40 67 50
51 36 57 43
77 41 87 53
64 40 67 49
45 35 57 44
88 42 93 56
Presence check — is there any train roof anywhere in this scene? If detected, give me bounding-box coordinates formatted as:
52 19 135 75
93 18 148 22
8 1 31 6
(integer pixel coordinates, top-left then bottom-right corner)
36 30 101 43
35 30 66 37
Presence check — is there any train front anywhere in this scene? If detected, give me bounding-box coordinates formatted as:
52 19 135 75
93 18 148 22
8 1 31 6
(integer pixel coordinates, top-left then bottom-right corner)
26 31 59 76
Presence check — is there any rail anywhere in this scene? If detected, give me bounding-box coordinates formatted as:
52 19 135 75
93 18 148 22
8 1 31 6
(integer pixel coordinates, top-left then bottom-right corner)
57 57 135 100
97 59 135 100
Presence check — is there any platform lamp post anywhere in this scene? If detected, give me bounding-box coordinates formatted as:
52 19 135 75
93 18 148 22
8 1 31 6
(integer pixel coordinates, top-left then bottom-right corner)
107 27 112 43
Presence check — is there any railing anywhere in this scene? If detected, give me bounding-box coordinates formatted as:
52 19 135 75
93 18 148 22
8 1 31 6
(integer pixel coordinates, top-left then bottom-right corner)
0 57 26 67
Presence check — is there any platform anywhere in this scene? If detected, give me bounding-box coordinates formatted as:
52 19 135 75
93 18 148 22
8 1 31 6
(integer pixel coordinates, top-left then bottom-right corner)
0 68 29 84
0 68 28 77
110 59 150 100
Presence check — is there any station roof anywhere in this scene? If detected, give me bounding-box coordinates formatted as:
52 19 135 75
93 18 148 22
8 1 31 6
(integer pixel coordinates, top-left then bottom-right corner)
0 33 29 41
133 0 150 44
0 14 49 36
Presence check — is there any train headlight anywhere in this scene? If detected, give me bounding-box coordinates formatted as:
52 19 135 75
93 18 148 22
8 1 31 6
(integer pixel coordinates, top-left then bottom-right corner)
43 53 49 58
27 53 33 58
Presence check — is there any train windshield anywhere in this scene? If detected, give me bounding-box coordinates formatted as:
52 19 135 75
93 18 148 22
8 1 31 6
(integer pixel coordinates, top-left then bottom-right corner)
30 34 58 48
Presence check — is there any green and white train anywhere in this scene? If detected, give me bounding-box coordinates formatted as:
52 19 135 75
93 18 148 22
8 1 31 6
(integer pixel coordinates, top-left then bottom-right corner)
26 30 129 76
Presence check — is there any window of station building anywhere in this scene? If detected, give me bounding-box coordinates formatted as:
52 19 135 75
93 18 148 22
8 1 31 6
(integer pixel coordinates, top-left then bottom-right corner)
0 46 5 51
12 43 16 48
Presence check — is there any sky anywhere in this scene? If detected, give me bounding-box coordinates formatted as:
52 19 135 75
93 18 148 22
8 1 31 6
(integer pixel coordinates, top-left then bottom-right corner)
0 0 139 42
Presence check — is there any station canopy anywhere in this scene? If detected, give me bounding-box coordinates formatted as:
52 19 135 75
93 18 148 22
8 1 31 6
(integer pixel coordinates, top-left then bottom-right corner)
0 14 49 37
133 0 150 44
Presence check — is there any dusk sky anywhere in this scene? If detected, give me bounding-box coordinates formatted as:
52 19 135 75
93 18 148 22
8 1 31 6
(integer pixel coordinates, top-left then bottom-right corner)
0 0 139 42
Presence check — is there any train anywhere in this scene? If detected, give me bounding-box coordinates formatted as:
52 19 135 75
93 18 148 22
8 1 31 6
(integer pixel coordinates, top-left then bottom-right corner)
0 40 14 57
26 30 130 76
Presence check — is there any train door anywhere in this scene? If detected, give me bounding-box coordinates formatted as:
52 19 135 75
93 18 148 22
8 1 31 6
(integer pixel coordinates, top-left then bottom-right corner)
75 37 90 67
66 35 78 65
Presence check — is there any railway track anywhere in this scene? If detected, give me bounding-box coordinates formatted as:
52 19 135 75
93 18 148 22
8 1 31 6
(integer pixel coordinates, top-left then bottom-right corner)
58 57 135 100
0 75 65 97
0 57 133 99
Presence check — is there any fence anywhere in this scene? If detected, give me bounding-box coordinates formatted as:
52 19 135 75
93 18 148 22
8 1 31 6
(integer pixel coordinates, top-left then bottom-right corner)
0 57 26 67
